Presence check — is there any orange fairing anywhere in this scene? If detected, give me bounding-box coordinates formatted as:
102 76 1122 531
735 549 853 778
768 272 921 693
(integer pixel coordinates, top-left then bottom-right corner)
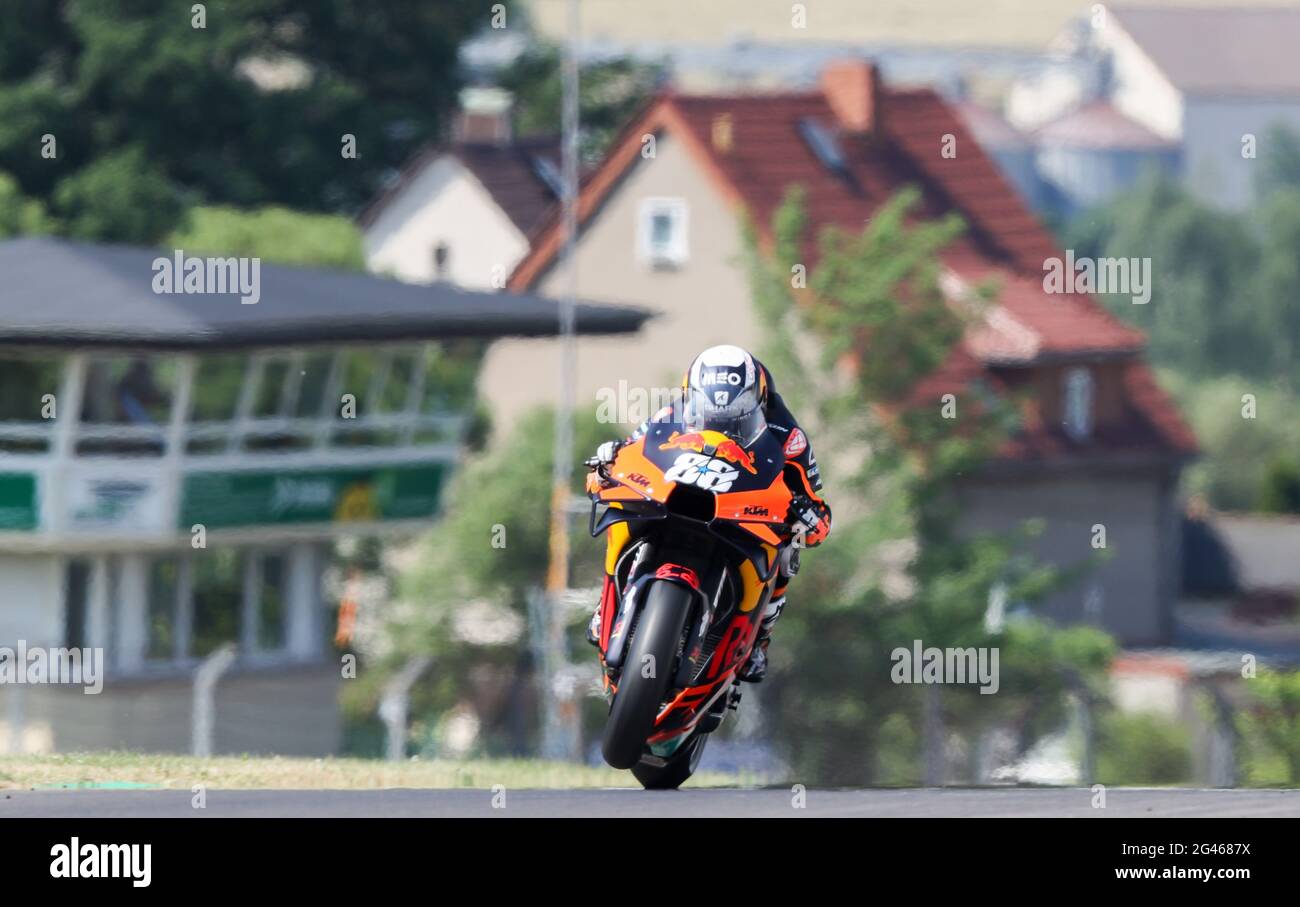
598 438 675 503
596 437 792 544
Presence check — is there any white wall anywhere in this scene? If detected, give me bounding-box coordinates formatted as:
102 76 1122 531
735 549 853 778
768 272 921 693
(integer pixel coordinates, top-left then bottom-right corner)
1104 21 1184 142
364 155 530 289
958 469 1175 645
0 553 61 646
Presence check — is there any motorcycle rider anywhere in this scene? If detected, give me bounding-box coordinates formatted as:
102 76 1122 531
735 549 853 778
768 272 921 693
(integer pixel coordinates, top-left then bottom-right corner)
587 344 831 682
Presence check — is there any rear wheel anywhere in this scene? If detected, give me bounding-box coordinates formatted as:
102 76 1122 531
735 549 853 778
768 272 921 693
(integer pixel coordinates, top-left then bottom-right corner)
601 580 692 770
632 732 708 790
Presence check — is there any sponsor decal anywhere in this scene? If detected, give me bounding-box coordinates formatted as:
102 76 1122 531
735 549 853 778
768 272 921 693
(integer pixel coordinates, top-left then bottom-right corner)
659 431 757 475
783 428 808 457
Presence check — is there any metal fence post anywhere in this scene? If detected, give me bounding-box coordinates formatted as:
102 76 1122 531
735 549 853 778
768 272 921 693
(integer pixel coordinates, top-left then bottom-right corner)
380 656 431 762
192 643 237 757
4 684 24 755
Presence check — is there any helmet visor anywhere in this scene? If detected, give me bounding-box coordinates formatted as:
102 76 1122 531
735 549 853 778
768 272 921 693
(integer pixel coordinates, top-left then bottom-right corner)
683 386 766 447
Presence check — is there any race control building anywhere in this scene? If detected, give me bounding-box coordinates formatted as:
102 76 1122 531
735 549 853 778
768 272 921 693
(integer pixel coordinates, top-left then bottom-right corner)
0 236 647 755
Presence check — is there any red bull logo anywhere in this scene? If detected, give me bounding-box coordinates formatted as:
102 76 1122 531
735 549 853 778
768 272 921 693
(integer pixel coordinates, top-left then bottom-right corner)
660 430 757 474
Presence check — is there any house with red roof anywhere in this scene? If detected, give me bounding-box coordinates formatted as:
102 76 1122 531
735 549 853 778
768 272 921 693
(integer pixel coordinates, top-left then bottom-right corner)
483 59 1196 645
360 87 562 289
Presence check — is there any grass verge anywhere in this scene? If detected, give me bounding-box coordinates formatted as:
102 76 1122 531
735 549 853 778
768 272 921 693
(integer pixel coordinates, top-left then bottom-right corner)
0 752 753 790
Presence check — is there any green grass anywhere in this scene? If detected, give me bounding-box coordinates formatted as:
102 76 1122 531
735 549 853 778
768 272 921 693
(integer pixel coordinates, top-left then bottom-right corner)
0 752 753 790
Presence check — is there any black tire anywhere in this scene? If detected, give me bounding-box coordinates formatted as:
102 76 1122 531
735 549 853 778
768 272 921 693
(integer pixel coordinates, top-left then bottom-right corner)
601 580 692 770
632 732 708 790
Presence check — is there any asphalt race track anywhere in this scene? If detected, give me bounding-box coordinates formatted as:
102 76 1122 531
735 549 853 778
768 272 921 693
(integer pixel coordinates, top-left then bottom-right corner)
3 787 1299 818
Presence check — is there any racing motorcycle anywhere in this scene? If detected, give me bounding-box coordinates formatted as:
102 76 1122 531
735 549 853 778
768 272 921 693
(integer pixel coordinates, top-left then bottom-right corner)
585 419 797 789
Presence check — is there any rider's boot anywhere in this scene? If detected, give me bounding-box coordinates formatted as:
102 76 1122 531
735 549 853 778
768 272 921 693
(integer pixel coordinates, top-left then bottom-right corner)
738 594 784 683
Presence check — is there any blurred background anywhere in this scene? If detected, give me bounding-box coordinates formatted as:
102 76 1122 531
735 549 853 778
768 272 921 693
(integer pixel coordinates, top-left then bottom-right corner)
1 0 1299 790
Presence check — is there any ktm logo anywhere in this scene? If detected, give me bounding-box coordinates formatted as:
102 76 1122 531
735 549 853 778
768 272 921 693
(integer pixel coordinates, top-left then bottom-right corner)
742 505 769 516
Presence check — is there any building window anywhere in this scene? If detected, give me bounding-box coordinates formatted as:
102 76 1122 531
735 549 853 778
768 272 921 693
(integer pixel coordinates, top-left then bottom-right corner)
1062 366 1094 441
0 353 62 453
77 356 175 456
146 557 181 661
191 549 243 658
138 549 294 668
433 242 450 281
255 552 289 652
637 198 689 269
63 559 92 649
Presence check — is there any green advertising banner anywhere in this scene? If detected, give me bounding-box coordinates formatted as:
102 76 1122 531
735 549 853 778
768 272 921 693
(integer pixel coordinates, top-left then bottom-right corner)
0 473 38 530
179 462 448 529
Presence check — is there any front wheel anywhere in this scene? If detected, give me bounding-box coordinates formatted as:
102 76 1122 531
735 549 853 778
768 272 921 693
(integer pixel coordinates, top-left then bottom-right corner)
601 579 692 770
632 732 708 789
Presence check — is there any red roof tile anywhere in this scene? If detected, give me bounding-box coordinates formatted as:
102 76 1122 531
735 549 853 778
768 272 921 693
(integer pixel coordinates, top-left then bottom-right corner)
507 62 1195 462
360 137 561 237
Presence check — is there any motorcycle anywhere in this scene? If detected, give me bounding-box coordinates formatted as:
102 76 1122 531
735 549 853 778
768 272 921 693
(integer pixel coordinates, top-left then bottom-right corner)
585 419 797 789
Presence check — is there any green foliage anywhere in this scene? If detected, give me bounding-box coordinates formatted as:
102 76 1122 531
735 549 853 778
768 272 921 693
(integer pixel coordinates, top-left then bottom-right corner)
1064 174 1266 384
1158 370 1300 511
1066 130 1300 391
1258 457 1300 514
1238 671 1300 785
365 407 620 753
498 44 663 162
746 185 1108 784
52 147 187 244
1096 711 1194 786
399 407 613 616
1254 124 1300 200
167 206 366 270
0 0 506 241
1251 186 1300 387
0 172 51 236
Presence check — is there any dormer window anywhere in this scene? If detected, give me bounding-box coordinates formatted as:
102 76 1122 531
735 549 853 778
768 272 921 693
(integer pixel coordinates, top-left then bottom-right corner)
637 198 689 270
433 242 450 281
798 117 848 175
1062 366 1094 441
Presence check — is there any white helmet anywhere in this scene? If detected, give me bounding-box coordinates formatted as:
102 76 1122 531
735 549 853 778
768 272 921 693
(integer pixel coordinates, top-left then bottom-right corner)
682 345 767 446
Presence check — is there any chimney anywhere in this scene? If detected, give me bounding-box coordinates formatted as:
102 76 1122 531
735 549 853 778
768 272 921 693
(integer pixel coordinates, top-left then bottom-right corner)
819 59 880 133
454 86 513 145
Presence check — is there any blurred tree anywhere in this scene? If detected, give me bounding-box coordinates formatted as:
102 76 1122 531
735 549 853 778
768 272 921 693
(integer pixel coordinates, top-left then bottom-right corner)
1096 711 1193 785
497 43 663 163
1258 457 1300 515
1254 124 1300 200
53 147 187 244
1239 671 1300 785
360 407 621 756
167 205 366 270
1252 186 1300 392
0 0 507 240
1064 174 1266 384
1158 370 1300 512
0 172 51 236
745 186 1111 784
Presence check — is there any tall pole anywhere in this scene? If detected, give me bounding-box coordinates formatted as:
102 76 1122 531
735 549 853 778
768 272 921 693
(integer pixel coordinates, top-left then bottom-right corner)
541 0 580 759
546 0 579 597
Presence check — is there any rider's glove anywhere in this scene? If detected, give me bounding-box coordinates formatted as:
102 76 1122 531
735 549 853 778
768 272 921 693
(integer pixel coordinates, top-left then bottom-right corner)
587 440 621 468
788 494 828 545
